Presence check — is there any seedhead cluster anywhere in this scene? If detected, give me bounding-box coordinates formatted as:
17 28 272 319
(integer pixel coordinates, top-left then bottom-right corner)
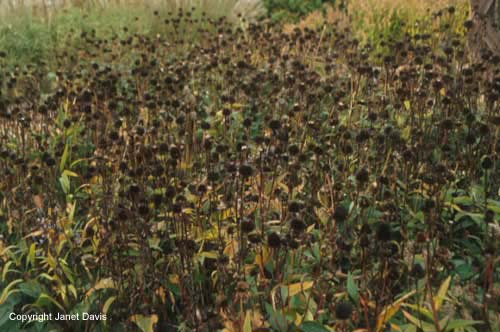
0 5 498 332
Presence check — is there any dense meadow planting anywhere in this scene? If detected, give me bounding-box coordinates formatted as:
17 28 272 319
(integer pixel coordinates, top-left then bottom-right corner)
0 2 499 332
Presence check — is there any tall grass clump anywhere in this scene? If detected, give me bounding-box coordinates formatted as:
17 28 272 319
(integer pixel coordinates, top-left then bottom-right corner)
347 0 469 44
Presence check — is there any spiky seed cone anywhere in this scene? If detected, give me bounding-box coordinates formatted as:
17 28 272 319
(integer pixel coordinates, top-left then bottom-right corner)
335 301 353 320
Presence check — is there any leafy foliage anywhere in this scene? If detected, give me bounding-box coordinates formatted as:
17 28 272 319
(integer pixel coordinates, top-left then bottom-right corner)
264 0 342 22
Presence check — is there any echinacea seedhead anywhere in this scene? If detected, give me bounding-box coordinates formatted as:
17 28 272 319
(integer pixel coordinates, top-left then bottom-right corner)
481 156 493 170
288 200 304 213
335 301 353 320
355 167 369 183
267 232 281 248
290 218 306 233
241 219 255 233
334 205 349 223
411 263 425 279
239 163 254 178
376 223 392 242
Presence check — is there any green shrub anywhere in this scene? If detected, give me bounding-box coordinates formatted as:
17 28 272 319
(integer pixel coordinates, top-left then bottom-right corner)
264 0 343 22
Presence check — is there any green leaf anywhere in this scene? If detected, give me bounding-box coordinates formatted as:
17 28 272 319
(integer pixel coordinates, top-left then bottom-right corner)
0 294 22 327
452 261 474 280
444 319 482 331
63 170 79 177
299 321 331 332
59 260 75 285
18 280 43 299
402 304 434 321
0 279 22 305
37 273 55 282
130 314 158 332
450 196 473 206
36 293 65 312
434 276 451 311
347 272 359 304
67 285 78 300
402 310 436 332
439 315 450 331
28 243 36 268
414 211 425 223
1 261 18 282
59 173 70 195
0 312 23 331
265 302 288 332
312 243 320 260
288 281 314 297
243 310 252 332
102 296 117 318
59 141 70 172
377 290 416 331
86 278 116 298
280 285 289 301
